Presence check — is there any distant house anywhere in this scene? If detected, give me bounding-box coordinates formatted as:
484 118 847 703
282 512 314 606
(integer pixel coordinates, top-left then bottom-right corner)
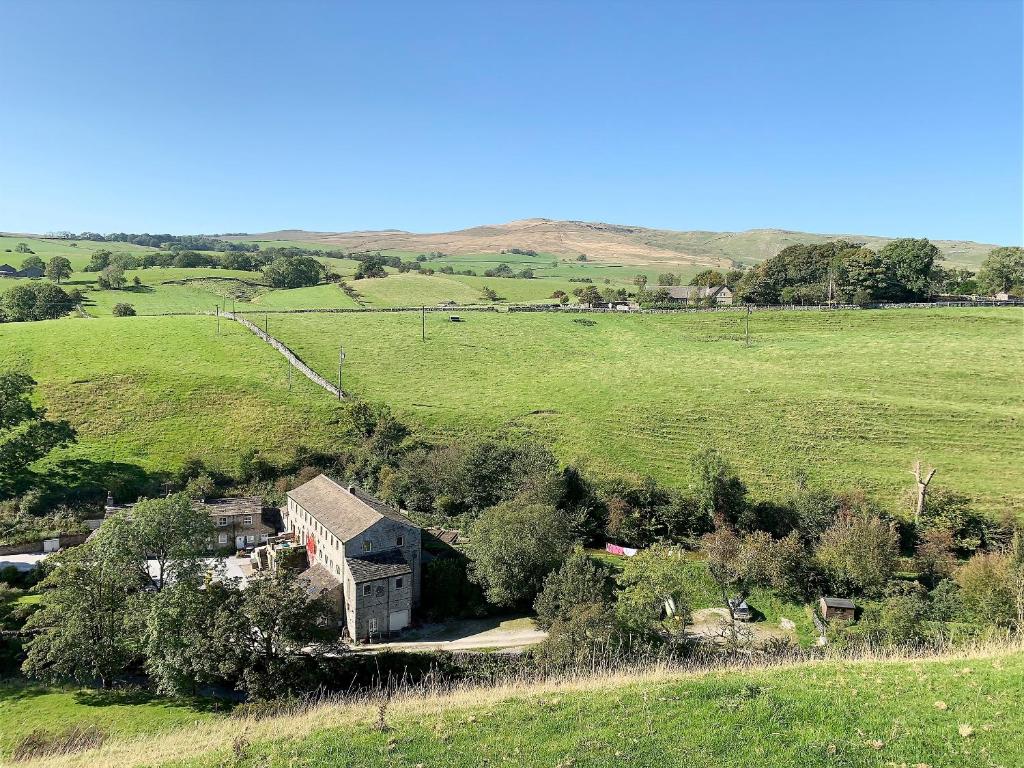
0 264 17 277
994 291 1011 301
819 596 856 622
660 285 733 306
282 474 422 641
103 493 278 551
16 266 44 278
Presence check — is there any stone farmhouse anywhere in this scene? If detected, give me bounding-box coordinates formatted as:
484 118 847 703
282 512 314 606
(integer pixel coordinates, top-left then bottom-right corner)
282 474 422 642
661 285 733 305
104 493 278 551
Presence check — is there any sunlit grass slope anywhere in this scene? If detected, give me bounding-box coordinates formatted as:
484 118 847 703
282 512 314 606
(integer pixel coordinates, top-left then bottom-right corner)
270 307 1024 512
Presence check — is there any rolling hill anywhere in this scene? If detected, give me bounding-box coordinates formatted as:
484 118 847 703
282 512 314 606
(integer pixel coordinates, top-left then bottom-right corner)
228 218 1005 269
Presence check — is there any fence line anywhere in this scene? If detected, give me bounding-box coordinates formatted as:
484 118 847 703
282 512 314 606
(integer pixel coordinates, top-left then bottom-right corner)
221 311 345 399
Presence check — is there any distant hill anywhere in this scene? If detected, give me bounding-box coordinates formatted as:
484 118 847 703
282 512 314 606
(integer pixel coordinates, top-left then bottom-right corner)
230 218 1003 269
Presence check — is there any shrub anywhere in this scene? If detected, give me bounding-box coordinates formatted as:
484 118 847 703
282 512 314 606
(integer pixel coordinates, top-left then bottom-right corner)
112 303 136 317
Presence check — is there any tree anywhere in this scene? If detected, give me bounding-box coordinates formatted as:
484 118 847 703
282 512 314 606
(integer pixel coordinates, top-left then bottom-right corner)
841 247 898 302
878 238 939 300
815 512 898 596
955 551 1017 627
632 274 648 291
915 527 957 588
976 246 1024 296
467 502 575 608
97 264 126 289
14 242 33 254
534 549 613 630
909 460 936 524
0 372 76 497
102 493 214 592
614 545 692 642
145 576 242 696
84 249 112 272
112 302 136 317
690 269 724 287
353 254 388 280
224 570 338 698
45 256 73 284
19 255 44 272
690 447 747 528
22 541 145 687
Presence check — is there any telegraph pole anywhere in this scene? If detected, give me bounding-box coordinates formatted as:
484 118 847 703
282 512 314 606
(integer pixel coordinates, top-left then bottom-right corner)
421 305 426 341
338 344 346 399
216 304 220 335
287 364 293 393
745 305 751 347
264 312 269 335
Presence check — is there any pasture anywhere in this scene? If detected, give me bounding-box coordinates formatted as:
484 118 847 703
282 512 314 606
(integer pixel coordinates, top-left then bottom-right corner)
22 649 1024 768
268 307 1024 512
0 316 350 472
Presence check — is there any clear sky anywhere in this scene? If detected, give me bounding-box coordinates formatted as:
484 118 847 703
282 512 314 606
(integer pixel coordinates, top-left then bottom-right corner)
1 0 1021 243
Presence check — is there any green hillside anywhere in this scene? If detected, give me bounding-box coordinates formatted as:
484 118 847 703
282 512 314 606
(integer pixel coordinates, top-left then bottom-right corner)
0 316 350 472
268 308 1023 512
23 648 1023 768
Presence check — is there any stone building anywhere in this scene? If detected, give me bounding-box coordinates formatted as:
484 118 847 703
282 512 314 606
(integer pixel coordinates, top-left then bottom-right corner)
283 474 422 642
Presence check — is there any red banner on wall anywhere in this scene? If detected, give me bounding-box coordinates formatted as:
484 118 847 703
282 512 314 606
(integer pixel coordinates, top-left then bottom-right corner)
306 533 316 557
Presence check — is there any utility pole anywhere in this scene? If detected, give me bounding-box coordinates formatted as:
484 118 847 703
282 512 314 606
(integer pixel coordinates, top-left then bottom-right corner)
337 344 346 399
744 304 751 347
264 312 269 335
216 304 220 335
231 298 236 314
287 364 293 393
421 305 426 341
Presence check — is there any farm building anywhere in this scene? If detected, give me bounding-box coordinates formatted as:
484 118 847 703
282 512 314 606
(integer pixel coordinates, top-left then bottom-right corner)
282 474 422 642
660 285 733 305
0 264 44 278
103 493 279 551
819 596 856 622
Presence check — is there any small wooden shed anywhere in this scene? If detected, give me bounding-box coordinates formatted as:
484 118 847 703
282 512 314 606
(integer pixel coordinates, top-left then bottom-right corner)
819 596 855 622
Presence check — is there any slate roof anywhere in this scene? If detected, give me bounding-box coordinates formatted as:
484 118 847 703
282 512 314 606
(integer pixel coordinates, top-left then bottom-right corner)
821 596 855 609
287 474 415 542
345 549 412 583
0 264 16 274
662 285 731 300
297 562 341 597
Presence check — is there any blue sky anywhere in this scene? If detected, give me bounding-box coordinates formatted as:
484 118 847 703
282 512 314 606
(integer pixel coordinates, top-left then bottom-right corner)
1 0 1021 243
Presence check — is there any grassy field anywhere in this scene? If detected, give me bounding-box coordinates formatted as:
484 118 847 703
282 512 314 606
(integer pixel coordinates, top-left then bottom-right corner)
20 647 1022 768
0 316 350 472
267 307 1023 512
0 683 222 761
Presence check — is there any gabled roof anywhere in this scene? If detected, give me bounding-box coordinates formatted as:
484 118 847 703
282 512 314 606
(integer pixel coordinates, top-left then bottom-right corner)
346 549 412 583
287 474 415 542
297 562 341 597
821 596 855 609
661 285 730 299
0 264 16 274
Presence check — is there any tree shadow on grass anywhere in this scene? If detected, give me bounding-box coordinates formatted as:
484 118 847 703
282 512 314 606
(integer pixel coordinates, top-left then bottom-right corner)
34 459 169 508
73 687 230 714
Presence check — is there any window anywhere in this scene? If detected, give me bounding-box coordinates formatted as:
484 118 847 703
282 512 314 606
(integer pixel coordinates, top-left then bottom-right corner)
217 516 228 527
218 533 228 545
368 618 377 634
362 539 372 552
396 535 404 547
243 515 253 526
362 583 371 596
395 577 404 589
246 534 255 544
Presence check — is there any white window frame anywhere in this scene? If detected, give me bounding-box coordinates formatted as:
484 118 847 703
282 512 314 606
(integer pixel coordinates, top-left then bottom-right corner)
218 533 228 545
368 617 377 634
396 535 404 547
362 539 372 552
395 576 404 589
217 516 228 527
362 583 371 596
243 515 253 526
246 534 255 543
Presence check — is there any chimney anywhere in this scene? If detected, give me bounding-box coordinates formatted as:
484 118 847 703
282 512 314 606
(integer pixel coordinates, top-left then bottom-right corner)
347 484 356 495
106 490 114 508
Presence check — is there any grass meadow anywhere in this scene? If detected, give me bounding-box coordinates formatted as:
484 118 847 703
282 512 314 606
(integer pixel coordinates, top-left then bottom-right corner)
18 647 1023 768
0 683 221 762
0 316 350 472
268 307 1024 513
